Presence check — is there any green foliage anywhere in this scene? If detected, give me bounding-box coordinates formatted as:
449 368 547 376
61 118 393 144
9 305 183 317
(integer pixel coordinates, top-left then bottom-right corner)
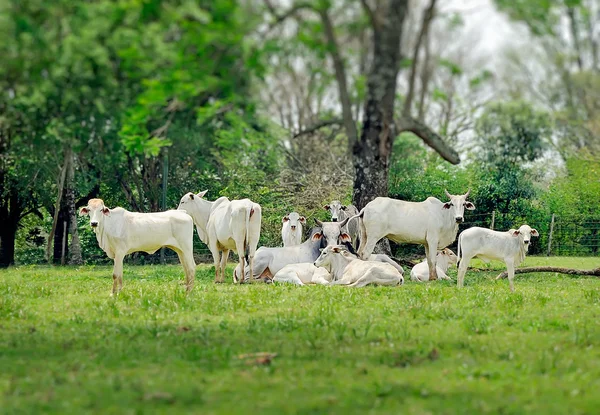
474 101 551 167
1 260 600 413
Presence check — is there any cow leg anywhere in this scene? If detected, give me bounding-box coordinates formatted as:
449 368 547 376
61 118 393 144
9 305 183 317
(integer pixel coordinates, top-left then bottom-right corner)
219 249 230 284
112 253 125 295
174 248 196 292
457 255 472 288
234 239 247 284
425 241 438 281
505 259 516 293
208 241 222 283
358 235 379 260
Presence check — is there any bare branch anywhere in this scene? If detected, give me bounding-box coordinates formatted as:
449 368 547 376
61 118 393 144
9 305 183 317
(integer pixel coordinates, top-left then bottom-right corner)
496 267 600 279
403 0 437 116
262 1 315 32
320 9 359 149
360 0 379 29
397 115 460 164
293 118 343 138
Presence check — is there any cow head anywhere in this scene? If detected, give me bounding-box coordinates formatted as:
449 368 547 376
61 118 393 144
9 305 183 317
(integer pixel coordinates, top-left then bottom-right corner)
442 189 475 223
79 198 110 229
439 248 458 265
282 211 306 231
314 245 347 270
324 200 346 222
314 218 351 246
509 225 539 252
177 190 208 210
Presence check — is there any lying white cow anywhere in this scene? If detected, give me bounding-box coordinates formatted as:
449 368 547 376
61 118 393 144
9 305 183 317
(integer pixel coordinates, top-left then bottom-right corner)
410 248 457 282
353 189 475 281
177 191 261 283
324 200 360 248
314 245 404 287
457 225 539 292
281 212 306 247
273 263 332 286
79 198 196 295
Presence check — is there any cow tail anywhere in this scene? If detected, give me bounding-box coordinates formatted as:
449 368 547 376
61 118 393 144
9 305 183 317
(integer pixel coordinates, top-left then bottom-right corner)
457 233 462 266
355 209 366 255
244 206 254 263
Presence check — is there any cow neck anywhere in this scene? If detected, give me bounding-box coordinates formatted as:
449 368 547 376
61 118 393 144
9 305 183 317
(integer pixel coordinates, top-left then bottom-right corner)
193 199 215 239
439 209 460 245
331 254 353 282
514 235 527 266
94 220 111 254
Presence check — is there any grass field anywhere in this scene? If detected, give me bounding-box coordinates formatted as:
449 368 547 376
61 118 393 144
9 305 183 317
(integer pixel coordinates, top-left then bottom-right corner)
1 256 600 414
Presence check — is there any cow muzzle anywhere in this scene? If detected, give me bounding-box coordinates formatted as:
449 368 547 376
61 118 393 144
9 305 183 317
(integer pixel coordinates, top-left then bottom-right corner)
455 217 463 224
91 221 99 228
332 218 338 222
524 240 530 245
291 225 296 231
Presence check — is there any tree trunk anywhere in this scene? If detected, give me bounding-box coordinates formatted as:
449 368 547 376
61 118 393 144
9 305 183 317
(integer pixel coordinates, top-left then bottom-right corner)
66 153 82 265
352 0 407 210
47 149 70 263
53 208 69 263
0 220 17 268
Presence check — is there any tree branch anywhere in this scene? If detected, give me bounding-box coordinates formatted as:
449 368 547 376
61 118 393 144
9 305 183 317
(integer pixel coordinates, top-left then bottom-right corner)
496 267 600 279
403 0 437 116
293 118 343 138
359 0 380 29
320 9 359 150
262 1 314 32
397 115 460 164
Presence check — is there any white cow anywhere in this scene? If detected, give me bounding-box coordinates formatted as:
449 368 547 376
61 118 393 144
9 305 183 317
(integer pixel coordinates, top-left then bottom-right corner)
456 225 539 292
410 248 458 282
177 191 261 284
79 198 196 295
272 263 332 285
324 200 360 248
234 227 324 281
353 190 475 281
314 245 404 287
281 212 306 247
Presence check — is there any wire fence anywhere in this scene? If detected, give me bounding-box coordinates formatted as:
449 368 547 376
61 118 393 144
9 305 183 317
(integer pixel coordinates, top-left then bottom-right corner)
446 212 600 257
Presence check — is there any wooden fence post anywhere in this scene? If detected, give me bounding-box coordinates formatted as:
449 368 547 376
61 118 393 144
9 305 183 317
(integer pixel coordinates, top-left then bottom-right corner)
490 210 496 230
547 213 555 257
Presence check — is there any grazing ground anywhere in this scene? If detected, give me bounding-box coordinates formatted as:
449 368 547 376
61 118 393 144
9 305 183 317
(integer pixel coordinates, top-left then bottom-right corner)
1 257 600 414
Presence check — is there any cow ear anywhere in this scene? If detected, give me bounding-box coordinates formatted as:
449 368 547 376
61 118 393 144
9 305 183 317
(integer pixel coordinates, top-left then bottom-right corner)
197 190 208 198
332 247 342 253
510 229 520 236
440 250 446 256
299 216 306 224
189 193 194 200
311 232 323 241
79 207 89 216
282 216 289 223
340 233 352 243
531 228 539 237
442 202 452 209
465 202 476 210
102 207 110 216
323 205 330 210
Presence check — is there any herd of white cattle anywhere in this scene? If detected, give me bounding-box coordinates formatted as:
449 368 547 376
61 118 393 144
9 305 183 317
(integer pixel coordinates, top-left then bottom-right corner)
79 189 539 295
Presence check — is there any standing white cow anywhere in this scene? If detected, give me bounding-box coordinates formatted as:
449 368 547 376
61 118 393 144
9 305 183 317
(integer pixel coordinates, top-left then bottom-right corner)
314 245 404 287
281 212 306 247
79 198 196 295
456 225 539 292
410 248 458 282
177 191 261 284
354 190 475 281
324 200 360 248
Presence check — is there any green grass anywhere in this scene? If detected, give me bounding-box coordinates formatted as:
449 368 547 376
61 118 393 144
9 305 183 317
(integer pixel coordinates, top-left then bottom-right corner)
1 256 600 414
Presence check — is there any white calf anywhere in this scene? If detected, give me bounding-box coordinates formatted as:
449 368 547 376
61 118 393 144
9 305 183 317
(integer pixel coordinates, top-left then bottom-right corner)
314 246 404 287
281 212 306 246
79 198 196 295
457 225 539 292
272 263 332 286
410 248 457 282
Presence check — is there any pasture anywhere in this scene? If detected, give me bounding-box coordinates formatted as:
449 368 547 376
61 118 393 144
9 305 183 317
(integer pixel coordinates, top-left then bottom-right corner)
1 257 600 414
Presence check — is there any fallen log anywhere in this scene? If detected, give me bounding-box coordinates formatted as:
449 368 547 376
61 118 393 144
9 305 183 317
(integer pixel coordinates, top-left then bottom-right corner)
496 267 600 280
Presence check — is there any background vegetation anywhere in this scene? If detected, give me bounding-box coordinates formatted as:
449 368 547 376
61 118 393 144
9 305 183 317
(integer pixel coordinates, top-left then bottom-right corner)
1 0 599 267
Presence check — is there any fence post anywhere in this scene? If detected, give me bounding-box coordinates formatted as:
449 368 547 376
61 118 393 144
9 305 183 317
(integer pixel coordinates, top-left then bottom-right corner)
61 221 67 265
547 213 555 257
490 210 496 230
